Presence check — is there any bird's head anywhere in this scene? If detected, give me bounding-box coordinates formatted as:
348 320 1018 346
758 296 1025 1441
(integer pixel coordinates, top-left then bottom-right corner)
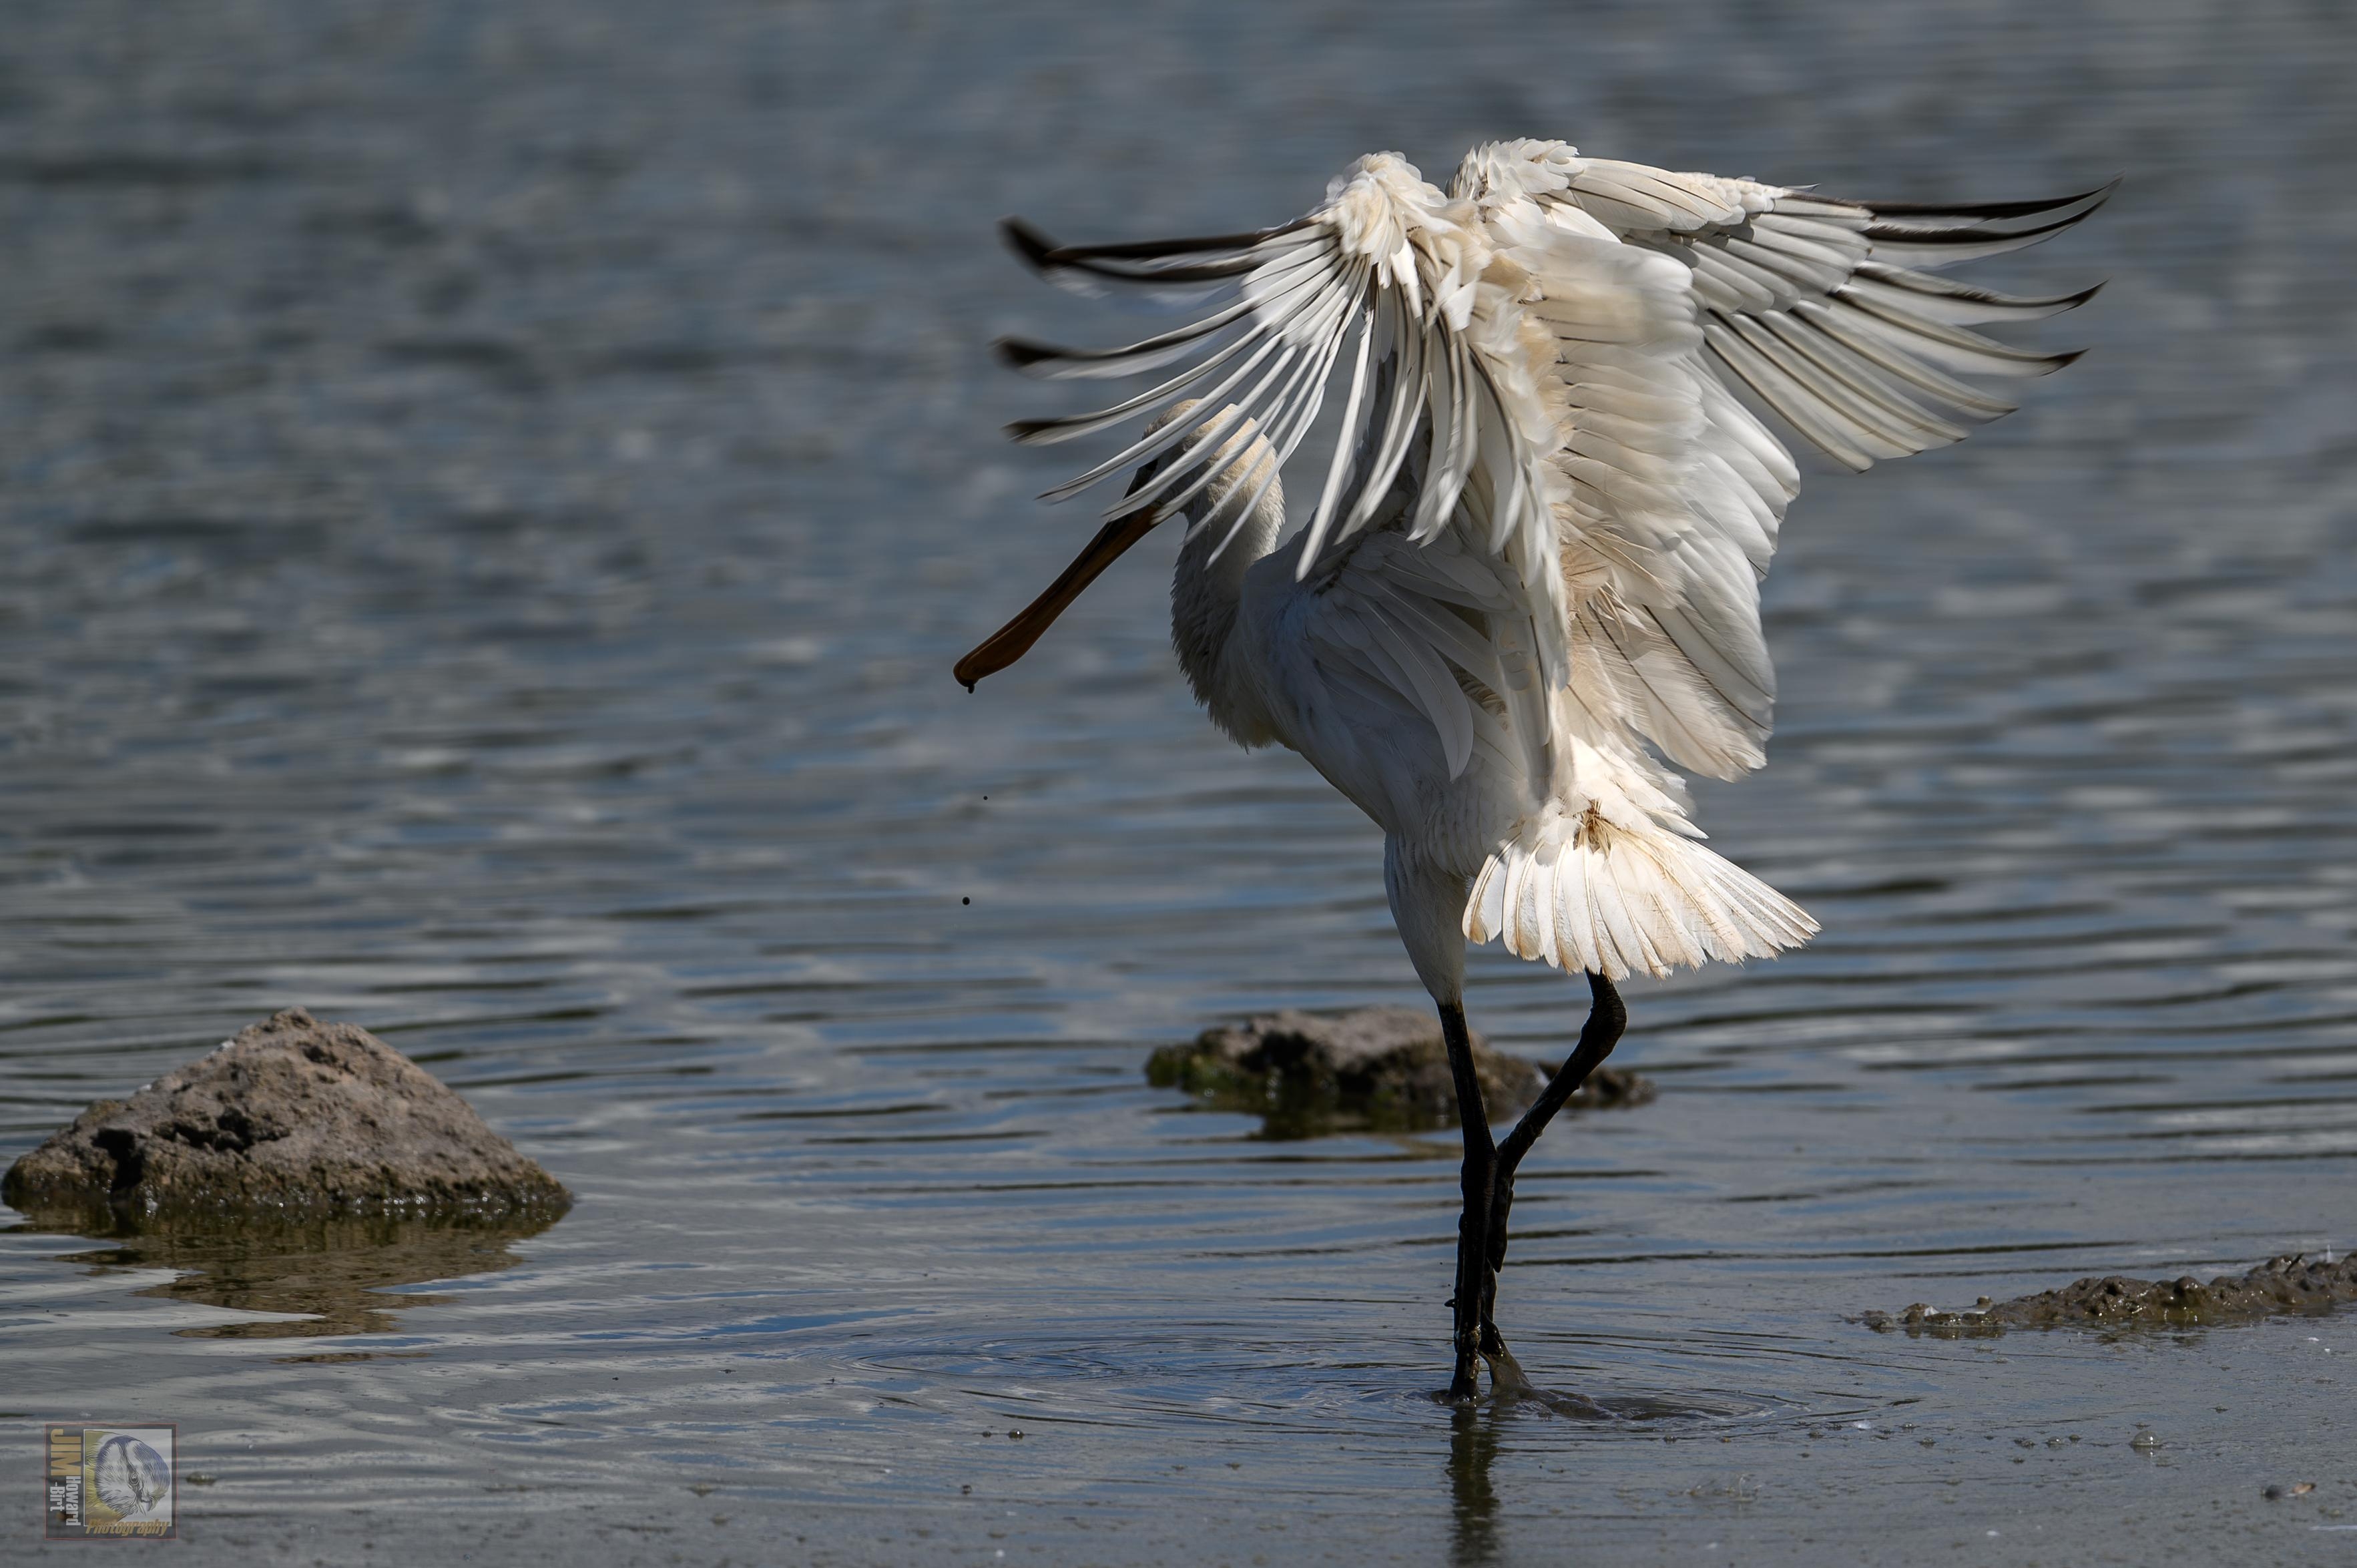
952 401 1272 691
1139 400 1281 529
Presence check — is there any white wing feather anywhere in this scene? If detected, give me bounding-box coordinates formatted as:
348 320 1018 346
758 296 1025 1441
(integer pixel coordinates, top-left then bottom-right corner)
1002 154 1575 787
1451 139 2105 778
1459 140 2110 473
997 144 2099 978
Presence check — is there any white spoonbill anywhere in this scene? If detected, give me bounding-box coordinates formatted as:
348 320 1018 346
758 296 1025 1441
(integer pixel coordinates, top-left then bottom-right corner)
955 142 2105 1401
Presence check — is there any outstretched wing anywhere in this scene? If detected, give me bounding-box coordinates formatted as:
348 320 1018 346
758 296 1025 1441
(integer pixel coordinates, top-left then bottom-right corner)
999 153 1577 786
1451 141 2105 779
1467 143 2111 471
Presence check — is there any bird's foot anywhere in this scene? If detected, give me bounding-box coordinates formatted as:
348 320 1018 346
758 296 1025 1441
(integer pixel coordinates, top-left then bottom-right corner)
1451 1330 1608 1417
1438 1351 1483 1405
1433 1336 1485 1405
1479 1336 1539 1397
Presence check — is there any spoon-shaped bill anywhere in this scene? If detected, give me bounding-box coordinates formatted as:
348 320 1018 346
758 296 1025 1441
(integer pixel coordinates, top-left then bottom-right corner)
953 509 1162 690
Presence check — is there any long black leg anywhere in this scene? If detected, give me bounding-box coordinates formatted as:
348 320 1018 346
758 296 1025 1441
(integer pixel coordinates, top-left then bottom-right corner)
1438 999 1494 1401
1476 974 1627 1361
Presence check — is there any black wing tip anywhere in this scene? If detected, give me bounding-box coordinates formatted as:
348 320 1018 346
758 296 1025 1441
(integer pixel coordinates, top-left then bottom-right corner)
2049 173 2125 218
999 215 1314 288
1003 417 1064 446
993 335 1059 370
1864 175 2119 224
1850 265 2109 313
1001 216 1061 272
2051 174 2124 222
1864 204 2101 248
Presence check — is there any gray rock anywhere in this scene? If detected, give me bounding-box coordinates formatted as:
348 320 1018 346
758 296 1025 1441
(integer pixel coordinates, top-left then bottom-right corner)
3 1008 570 1218
1146 1005 1653 1139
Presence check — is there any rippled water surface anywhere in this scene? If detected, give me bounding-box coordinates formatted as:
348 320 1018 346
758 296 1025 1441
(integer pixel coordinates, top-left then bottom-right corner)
5 3 2356 1561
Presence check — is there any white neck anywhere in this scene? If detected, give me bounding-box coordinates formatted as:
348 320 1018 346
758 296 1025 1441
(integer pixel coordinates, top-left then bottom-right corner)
1170 477 1286 730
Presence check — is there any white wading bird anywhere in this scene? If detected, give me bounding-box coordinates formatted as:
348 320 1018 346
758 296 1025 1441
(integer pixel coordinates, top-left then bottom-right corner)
955 141 2105 1401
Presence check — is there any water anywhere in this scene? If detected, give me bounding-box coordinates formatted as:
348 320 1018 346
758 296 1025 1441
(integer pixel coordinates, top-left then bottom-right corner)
3 2 2354 1561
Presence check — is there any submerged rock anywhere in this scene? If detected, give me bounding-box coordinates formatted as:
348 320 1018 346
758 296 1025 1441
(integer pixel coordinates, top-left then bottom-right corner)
1861 1252 2357 1336
2 1008 570 1219
1146 1005 1653 1139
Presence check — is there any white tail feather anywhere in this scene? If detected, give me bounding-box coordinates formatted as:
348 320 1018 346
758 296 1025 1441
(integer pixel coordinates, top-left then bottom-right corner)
1463 804 1816 980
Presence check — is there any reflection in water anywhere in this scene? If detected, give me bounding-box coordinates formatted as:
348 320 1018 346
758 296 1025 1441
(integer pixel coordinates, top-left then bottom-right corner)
1444 1374 1807 1561
1447 1404 1501 1567
10 1208 563 1341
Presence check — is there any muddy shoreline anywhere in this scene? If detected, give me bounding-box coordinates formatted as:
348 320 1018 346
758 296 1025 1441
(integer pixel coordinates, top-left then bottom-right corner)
1862 1252 2357 1336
